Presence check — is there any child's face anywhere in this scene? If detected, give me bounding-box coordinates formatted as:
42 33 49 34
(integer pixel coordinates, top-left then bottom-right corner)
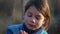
23 5 45 30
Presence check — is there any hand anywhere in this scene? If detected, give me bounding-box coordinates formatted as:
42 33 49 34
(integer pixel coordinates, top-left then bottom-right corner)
19 30 28 34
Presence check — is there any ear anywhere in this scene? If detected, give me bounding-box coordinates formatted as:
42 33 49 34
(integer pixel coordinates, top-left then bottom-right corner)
44 18 47 22
43 18 47 24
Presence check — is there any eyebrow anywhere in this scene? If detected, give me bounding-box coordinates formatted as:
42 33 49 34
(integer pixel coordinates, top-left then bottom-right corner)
36 15 41 17
27 11 33 14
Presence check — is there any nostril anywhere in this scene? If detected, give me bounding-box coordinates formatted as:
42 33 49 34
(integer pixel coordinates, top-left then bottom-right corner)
31 20 35 23
31 21 34 23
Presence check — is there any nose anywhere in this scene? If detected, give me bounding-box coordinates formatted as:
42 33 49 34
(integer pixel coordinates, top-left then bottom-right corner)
31 19 35 23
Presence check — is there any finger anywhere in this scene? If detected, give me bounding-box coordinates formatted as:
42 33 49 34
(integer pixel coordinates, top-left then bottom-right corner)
19 30 23 34
23 31 28 34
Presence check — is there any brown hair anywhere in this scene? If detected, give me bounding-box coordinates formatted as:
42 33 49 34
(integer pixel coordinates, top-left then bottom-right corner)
24 0 51 31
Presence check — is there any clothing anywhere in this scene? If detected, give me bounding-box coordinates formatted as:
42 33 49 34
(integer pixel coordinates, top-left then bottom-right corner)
6 22 48 34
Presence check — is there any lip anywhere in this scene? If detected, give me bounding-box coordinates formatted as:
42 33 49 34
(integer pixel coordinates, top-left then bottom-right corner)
28 24 36 27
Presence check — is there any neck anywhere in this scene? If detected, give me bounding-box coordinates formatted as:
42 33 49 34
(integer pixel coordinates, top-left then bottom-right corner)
23 23 43 34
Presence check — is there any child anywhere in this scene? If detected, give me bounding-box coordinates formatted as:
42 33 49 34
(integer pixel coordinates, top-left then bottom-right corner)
6 0 51 34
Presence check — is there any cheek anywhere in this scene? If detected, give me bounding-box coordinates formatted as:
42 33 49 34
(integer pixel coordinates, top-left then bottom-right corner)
24 17 29 23
37 20 44 26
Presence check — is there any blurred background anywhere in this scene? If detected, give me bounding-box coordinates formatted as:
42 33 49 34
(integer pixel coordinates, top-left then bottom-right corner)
0 0 60 34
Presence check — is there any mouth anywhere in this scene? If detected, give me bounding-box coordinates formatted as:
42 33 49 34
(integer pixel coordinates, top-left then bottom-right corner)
28 24 36 27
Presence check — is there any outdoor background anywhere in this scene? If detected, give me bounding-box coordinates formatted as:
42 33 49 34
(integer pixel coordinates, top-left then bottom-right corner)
0 0 60 34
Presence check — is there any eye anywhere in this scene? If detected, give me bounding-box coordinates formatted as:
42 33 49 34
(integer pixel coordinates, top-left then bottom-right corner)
27 12 33 17
27 13 32 17
36 17 39 20
35 15 41 20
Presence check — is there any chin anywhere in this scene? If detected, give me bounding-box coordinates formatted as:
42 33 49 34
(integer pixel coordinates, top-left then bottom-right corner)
28 27 36 30
29 29 35 30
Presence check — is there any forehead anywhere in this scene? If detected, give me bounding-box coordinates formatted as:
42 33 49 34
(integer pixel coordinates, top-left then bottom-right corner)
26 5 42 15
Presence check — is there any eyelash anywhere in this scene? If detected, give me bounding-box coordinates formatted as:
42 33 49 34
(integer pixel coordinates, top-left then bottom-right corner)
27 13 40 20
36 17 40 20
27 14 32 17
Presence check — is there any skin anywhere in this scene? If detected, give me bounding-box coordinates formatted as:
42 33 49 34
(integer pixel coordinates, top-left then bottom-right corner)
19 30 28 34
20 5 46 34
